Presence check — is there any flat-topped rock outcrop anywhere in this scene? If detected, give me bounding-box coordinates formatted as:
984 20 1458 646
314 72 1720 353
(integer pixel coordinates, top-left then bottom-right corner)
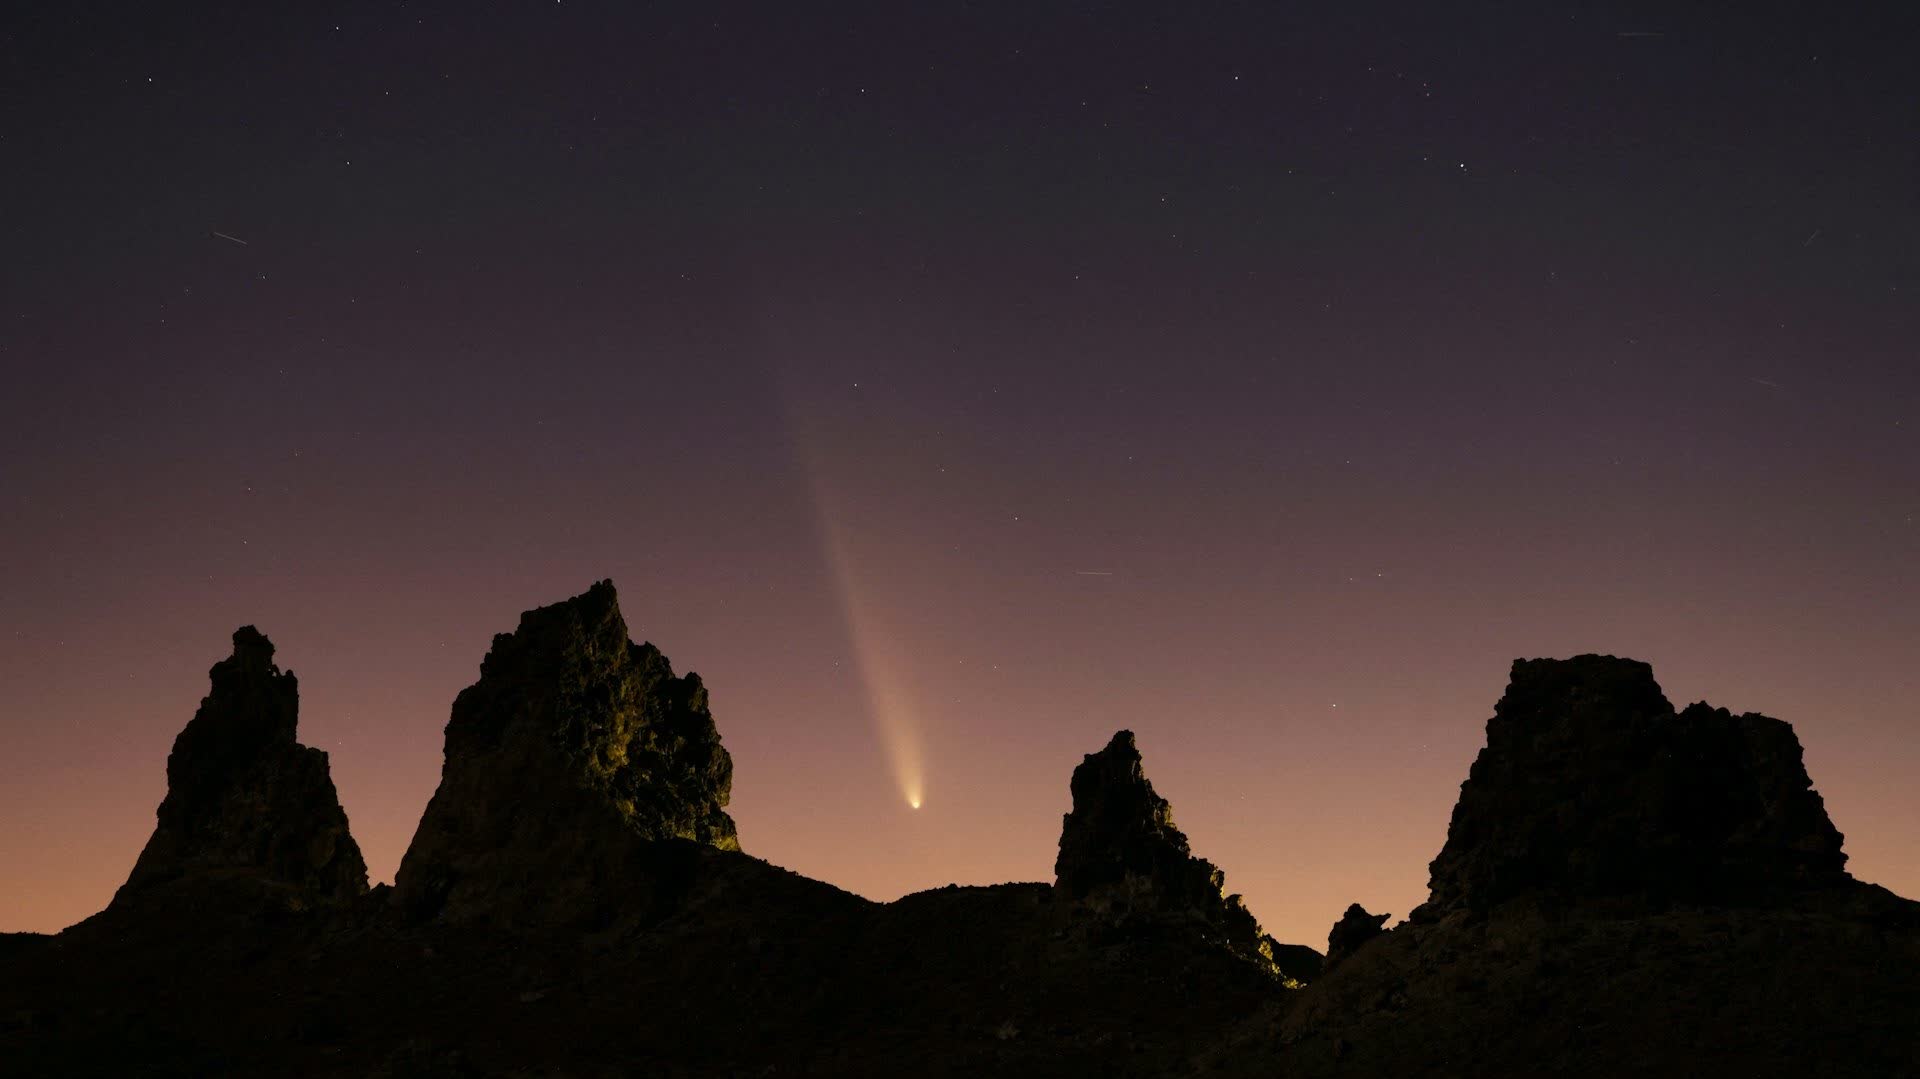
1415 654 1848 920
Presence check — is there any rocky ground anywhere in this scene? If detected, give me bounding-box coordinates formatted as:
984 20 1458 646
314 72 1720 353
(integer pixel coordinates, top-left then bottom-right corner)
4 858 1281 1076
3 583 1914 1076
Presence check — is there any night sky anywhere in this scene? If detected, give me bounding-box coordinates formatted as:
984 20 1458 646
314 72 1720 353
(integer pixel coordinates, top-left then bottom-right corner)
4 3 1917 949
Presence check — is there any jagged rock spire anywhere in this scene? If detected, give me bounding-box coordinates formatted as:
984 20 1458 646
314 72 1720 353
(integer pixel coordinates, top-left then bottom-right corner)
115 627 367 905
395 581 738 925
1323 903 1389 971
1054 729 1276 968
1415 654 1848 920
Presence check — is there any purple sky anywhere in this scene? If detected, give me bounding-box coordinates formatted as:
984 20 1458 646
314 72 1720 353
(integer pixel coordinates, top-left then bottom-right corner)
3 3 1915 948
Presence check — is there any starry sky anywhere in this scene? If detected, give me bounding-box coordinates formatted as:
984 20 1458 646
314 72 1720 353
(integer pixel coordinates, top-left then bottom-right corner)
3 3 1917 949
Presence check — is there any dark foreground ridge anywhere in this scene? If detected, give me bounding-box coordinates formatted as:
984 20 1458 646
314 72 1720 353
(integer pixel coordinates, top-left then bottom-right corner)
4 595 1915 1077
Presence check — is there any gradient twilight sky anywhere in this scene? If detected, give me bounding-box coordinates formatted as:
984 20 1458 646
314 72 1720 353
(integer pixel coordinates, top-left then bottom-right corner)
3 3 1917 948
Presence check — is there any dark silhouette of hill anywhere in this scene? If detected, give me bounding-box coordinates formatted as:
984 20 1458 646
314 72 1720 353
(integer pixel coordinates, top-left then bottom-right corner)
1 585 1913 1076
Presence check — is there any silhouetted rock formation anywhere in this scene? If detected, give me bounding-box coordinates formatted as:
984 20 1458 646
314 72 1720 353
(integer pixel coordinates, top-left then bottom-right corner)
1323 903 1389 971
1217 655 1918 1079
1413 655 1848 920
1055 730 1276 967
10 640 1919 1079
114 627 367 906
394 581 738 925
1267 940 1326 985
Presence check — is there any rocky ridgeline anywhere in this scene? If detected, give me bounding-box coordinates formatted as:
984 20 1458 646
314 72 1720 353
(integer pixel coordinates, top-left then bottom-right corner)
1055 730 1312 977
24 615 1916 1078
1413 654 1849 922
394 580 739 926
114 627 367 906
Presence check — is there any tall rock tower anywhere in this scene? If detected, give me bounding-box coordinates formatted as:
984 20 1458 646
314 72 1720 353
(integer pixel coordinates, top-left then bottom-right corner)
395 581 738 926
115 627 367 906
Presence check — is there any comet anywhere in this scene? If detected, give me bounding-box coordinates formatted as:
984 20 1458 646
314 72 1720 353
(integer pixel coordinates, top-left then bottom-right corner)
780 382 929 815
